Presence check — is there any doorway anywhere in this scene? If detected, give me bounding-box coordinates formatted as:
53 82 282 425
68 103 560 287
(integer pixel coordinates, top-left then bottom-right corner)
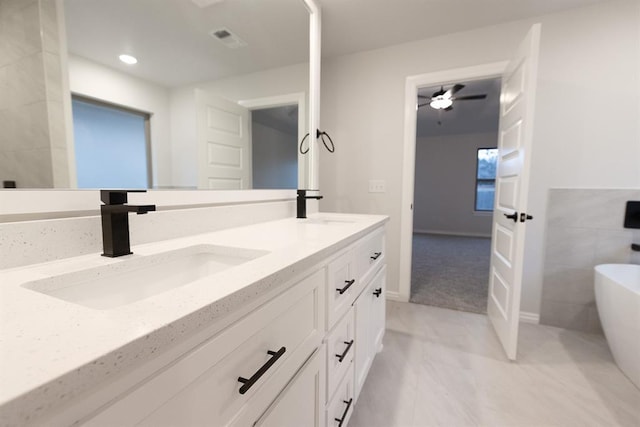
239 92 306 189
410 78 501 314
250 105 298 189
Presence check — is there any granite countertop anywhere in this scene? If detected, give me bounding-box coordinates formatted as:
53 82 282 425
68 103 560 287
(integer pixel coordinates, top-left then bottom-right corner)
0 213 388 426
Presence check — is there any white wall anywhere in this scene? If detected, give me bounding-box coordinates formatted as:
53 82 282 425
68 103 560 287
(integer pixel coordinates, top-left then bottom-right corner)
67 55 172 187
319 0 640 314
414 132 496 237
169 62 308 188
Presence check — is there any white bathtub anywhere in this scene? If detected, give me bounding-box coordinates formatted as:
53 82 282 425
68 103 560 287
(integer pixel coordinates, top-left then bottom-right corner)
594 264 640 390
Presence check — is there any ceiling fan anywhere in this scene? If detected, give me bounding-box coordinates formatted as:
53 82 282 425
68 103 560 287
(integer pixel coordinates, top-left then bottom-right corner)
418 84 487 111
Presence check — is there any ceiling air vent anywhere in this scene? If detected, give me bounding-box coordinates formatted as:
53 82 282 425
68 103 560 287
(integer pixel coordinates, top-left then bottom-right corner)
210 27 247 49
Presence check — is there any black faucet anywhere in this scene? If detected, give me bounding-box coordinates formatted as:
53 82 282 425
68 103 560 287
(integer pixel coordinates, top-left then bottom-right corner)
100 190 156 257
297 189 323 219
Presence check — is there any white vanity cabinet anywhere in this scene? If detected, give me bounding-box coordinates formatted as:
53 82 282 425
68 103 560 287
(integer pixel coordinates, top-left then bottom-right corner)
38 224 386 427
82 268 326 427
323 226 386 426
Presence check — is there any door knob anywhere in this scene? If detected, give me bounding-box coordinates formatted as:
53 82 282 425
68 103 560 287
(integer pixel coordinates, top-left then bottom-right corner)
504 212 518 222
520 213 534 222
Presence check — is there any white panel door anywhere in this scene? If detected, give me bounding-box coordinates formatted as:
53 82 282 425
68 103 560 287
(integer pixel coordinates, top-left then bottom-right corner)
196 89 250 189
488 24 541 361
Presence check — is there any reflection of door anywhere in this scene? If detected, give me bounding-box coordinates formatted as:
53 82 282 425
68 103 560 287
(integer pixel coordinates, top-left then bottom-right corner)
487 24 541 361
196 90 250 189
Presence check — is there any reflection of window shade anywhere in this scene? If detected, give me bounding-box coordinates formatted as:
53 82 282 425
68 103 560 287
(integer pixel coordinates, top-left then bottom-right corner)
72 98 150 189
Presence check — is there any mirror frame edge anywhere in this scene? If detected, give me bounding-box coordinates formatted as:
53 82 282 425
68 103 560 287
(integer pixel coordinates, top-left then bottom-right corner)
302 0 321 191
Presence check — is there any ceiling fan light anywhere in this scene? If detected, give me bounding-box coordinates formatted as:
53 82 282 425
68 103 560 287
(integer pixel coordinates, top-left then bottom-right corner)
118 54 138 65
430 96 452 109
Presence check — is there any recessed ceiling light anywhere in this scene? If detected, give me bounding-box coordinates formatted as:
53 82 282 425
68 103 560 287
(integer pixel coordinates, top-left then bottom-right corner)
119 54 138 65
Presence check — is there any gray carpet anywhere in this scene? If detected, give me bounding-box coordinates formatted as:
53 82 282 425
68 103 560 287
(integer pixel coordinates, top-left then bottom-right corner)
410 233 491 314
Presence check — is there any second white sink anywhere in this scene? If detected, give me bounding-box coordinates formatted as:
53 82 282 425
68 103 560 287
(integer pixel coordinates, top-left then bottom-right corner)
23 244 269 310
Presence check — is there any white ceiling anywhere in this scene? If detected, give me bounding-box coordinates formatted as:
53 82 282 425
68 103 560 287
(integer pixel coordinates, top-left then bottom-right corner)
319 0 612 58
416 78 501 138
63 0 309 87
63 0 612 88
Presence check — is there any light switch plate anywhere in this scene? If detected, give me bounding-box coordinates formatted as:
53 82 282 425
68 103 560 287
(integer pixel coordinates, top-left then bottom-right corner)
368 180 386 193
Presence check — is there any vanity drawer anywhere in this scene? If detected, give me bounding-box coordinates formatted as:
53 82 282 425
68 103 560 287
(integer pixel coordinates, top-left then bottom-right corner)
242 346 326 427
326 362 355 427
325 307 355 403
326 247 357 329
85 269 325 427
355 227 385 286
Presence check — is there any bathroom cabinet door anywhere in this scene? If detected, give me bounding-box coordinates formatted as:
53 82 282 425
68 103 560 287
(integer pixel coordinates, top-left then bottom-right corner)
353 265 386 401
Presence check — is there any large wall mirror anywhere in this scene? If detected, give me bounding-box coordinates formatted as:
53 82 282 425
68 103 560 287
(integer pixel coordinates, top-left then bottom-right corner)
0 0 316 190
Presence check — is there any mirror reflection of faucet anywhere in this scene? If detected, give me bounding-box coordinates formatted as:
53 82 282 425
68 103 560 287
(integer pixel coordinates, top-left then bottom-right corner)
296 189 323 219
100 190 156 257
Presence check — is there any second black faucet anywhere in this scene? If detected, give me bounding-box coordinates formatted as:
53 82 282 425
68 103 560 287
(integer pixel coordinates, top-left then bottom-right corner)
297 190 323 219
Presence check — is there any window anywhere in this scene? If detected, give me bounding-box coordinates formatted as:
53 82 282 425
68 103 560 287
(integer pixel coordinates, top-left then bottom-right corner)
72 96 151 189
475 148 498 211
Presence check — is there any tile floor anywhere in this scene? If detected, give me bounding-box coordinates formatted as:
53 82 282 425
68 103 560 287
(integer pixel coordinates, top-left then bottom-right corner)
349 301 640 427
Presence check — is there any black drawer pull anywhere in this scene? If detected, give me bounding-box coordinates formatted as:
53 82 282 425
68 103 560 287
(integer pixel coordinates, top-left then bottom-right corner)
373 288 382 298
370 252 382 260
335 398 353 427
336 279 355 295
335 340 354 363
237 346 286 395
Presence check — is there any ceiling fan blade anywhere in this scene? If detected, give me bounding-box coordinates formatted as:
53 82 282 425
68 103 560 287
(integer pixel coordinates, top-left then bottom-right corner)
444 105 453 111
417 95 430 99
448 84 465 96
417 103 430 108
452 94 487 101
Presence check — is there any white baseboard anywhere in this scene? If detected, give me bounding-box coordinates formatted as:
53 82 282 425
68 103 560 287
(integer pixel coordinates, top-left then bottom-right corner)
386 292 540 324
385 291 407 302
413 229 491 238
519 311 540 324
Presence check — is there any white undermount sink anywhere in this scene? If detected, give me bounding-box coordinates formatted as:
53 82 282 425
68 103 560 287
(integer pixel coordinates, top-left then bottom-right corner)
22 244 269 310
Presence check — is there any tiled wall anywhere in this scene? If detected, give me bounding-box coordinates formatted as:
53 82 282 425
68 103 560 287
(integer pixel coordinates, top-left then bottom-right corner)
0 0 69 188
540 189 640 333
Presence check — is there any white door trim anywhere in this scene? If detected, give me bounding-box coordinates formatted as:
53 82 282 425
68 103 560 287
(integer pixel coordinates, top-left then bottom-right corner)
398 61 508 302
239 92 307 189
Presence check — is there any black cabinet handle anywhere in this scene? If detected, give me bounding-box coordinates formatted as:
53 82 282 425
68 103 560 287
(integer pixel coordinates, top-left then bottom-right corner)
237 346 286 395
370 252 382 260
373 288 382 298
335 340 354 363
631 243 640 252
336 279 355 295
335 398 353 427
504 211 518 222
